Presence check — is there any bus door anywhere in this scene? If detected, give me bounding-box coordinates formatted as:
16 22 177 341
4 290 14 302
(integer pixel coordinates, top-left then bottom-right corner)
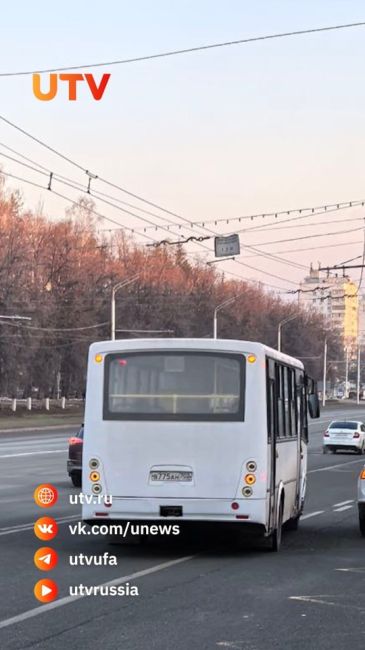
266 359 277 530
296 370 308 512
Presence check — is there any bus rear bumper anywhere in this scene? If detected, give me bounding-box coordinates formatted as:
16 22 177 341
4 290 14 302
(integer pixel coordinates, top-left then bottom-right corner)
82 496 267 525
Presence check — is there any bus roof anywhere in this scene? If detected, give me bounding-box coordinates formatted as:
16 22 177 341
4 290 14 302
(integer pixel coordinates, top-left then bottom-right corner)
89 338 304 370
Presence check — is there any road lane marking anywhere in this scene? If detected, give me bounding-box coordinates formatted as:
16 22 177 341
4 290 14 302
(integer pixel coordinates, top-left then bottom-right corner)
0 484 22 489
290 596 337 606
301 511 324 520
308 458 365 473
0 515 79 536
333 500 354 507
333 505 353 512
289 595 365 613
0 450 67 458
336 568 365 573
0 555 195 629
0 424 79 434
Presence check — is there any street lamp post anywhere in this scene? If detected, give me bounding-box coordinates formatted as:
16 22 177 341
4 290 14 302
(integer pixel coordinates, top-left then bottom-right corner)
213 297 237 339
357 343 361 405
277 313 299 352
323 336 328 407
110 275 140 341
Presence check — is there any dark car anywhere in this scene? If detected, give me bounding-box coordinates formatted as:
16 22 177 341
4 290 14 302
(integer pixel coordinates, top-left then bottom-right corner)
67 424 83 487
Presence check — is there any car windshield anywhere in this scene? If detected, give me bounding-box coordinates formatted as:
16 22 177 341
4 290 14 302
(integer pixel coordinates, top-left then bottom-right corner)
329 421 359 430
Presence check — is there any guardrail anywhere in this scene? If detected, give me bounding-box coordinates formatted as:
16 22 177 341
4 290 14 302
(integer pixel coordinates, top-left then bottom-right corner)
0 397 84 413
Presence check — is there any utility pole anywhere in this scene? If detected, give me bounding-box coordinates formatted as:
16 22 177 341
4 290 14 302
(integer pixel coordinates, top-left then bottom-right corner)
345 346 349 398
357 344 361 405
323 336 327 407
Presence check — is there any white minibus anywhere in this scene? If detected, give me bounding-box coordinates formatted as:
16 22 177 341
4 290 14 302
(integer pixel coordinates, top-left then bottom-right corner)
82 338 319 550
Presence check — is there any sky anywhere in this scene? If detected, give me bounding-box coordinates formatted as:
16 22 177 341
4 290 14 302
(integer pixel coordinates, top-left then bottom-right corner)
0 0 365 293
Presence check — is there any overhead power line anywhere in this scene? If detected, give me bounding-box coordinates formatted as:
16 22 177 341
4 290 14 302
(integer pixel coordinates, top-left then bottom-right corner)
191 200 365 228
0 138 300 286
120 200 365 234
243 239 361 258
0 115 305 287
3 142 364 243
0 170 154 244
1 22 365 76
0 142 185 232
0 167 287 293
0 150 187 238
1 321 109 332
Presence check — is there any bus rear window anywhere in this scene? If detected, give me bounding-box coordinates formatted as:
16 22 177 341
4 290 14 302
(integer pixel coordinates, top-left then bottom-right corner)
103 351 245 421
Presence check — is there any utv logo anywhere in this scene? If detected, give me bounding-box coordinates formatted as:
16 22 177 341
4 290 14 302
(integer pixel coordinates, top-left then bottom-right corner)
32 73 111 101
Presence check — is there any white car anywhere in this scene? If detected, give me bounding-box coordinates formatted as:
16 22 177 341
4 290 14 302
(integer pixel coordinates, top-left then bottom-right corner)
358 465 365 536
323 420 365 455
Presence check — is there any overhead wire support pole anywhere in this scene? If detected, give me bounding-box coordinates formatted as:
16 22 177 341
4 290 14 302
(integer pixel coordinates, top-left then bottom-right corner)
323 336 328 407
357 344 361 405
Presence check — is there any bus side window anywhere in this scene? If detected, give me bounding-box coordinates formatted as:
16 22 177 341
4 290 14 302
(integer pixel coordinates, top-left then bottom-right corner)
289 369 297 437
283 366 291 437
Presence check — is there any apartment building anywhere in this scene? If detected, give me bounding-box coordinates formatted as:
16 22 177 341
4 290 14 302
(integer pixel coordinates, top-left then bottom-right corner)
299 265 358 352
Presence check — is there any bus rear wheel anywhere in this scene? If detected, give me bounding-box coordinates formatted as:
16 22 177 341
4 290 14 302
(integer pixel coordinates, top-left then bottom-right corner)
71 473 82 488
285 514 300 531
267 500 284 552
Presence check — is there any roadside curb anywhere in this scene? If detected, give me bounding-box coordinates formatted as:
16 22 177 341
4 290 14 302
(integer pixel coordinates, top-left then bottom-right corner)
0 423 80 434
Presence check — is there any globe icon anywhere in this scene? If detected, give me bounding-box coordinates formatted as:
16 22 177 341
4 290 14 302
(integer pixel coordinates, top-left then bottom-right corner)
38 487 55 505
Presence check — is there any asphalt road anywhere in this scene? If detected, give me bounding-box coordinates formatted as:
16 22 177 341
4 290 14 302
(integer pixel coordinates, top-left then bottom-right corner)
0 407 364 650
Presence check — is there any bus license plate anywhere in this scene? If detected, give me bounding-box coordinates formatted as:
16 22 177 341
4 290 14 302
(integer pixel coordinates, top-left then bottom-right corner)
150 471 193 482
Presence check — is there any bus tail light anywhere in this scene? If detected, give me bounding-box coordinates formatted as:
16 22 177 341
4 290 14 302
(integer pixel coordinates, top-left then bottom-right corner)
90 471 100 482
92 484 102 495
231 502 239 510
246 460 257 472
361 469 365 479
245 474 256 485
68 437 82 445
89 458 100 469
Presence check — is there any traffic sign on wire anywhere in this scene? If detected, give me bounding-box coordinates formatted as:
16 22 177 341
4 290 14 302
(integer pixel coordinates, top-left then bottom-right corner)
214 234 240 258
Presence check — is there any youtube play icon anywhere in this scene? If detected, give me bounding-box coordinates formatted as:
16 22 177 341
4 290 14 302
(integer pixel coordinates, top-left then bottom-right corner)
34 579 58 603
